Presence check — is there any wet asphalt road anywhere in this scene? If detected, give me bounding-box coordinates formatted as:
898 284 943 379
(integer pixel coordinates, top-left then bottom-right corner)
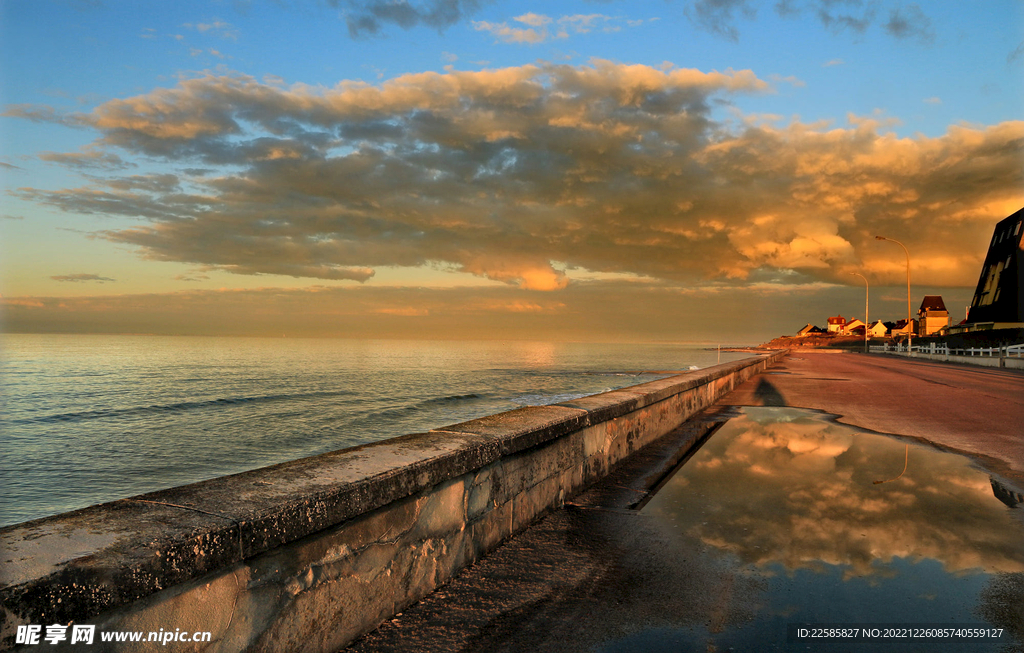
730 351 1024 485
343 353 1024 653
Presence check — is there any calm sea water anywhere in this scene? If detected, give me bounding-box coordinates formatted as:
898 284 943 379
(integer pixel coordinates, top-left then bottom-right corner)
0 335 750 527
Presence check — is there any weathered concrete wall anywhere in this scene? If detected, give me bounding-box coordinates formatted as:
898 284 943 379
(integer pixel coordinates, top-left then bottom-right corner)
0 351 787 652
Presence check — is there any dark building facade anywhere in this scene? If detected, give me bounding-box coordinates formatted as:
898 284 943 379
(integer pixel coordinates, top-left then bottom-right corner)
965 206 1024 329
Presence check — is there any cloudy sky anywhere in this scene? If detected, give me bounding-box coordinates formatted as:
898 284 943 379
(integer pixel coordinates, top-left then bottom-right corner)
1 0 1022 342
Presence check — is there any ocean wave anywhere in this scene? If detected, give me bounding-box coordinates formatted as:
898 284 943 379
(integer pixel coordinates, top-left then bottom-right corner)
509 391 602 406
414 393 488 408
10 390 357 425
352 393 491 421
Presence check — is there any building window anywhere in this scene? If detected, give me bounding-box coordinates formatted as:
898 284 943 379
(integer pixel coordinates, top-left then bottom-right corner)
1016 221 1022 236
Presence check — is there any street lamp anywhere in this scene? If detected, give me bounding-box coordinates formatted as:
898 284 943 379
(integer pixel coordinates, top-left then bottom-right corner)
849 272 869 353
875 235 912 351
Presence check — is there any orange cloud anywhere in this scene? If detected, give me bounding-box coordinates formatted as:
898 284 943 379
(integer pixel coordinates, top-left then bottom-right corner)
374 307 430 316
10 62 1022 294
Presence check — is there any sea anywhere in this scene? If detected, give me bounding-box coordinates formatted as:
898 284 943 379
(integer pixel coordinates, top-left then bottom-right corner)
0 335 752 527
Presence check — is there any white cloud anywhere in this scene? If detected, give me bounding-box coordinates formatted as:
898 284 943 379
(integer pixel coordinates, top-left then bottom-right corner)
474 13 646 44
514 12 551 28
184 19 239 40
472 19 547 44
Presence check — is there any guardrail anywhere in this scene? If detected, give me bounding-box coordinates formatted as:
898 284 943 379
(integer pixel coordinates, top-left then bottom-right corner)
871 343 1024 357
870 343 1024 370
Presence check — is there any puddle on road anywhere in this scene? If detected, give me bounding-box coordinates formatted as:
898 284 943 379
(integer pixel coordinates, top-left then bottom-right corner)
603 406 1024 652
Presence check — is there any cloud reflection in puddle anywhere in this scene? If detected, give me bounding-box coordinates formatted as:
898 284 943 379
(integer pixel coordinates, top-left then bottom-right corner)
628 406 1024 650
646 406 1024 579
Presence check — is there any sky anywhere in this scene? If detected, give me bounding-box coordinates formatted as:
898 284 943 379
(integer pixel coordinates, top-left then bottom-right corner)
1 0 1022 342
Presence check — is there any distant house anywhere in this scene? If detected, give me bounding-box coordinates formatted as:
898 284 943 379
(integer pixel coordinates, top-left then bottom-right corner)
826 315 846 333
890 318 918 337
796 324 824 336
918 295 950 336
842 318 865 335
867 320 888 337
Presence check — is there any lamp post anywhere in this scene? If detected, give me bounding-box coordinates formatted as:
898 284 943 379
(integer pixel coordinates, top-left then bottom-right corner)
875 235 912 351
850 272 869 353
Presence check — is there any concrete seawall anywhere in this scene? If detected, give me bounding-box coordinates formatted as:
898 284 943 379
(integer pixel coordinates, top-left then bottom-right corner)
0 351 787 652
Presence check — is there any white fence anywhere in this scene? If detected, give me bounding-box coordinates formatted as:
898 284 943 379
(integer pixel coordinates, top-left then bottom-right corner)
871 342 1024 358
